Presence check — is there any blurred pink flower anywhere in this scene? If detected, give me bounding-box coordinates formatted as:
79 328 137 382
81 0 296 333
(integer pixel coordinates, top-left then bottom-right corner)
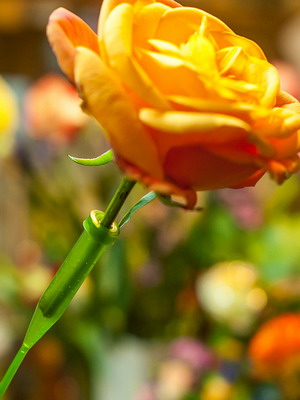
273 60 300 100
167 338 216 377
24 74 87 145
218 188 264 230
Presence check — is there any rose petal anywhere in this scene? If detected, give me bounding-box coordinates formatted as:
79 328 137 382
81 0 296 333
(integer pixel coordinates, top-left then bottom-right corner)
137 49 208 97
283 102 300 113
230 169 265 188
102 3 170 109
266 158 300 183
274 108 300 136
159 0 181 8
168 95 267 118
212 31 266 60
47 7 99 81
250 59 280 108
268 133 299 159
148 39 181 55
155 7 233 46
217 45 278 107
139 108 250 135
117 156 198 209
98 0 168 38
98 0 132 39
164 145 260 191
181 31 218 72
217 46 245 75
141 50 185 68
276 90 299 107
139 109 260 164
133 4 170 48
203 140 262 164
74 46 163 178
253 107 300 138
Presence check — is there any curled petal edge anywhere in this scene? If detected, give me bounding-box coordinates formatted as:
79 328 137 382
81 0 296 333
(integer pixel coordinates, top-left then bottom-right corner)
47 7 99 81
116 155 198 209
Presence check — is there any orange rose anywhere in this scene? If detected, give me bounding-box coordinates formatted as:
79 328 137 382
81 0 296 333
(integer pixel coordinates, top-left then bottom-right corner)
47 0 300 208
249 313 300 377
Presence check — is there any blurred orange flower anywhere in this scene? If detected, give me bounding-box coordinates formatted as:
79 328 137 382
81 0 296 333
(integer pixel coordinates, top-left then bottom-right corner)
47 0 300 207
249 313 300 377
24 74 87 146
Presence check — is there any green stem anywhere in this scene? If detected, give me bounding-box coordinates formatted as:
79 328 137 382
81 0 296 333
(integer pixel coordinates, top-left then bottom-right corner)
0 344 29 396
0 177 135 398
101 177 136 228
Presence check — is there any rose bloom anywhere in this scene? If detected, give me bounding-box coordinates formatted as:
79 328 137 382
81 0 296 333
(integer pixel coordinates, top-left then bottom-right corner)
24 74 87 146
47 0 300 207
249 314 300 377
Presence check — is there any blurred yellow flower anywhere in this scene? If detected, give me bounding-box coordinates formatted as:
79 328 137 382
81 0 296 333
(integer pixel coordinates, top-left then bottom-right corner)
196 261 267 334
0 77 18 158
47 0 300 207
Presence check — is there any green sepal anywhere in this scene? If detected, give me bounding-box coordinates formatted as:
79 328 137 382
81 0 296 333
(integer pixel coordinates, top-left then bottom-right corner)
119 191 157 228
68 149 114 166
158 194 203 211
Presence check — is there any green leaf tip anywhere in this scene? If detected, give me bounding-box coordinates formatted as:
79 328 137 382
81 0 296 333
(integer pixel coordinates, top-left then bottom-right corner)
68 149 114 166
158 194 203 211
119 191 158 228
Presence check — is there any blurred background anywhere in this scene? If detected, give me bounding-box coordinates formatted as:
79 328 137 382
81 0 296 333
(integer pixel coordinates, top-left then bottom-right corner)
1 0 300 399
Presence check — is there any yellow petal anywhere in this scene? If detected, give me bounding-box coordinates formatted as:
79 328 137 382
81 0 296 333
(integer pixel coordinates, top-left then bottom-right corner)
139 108 276 161
139 108 250 138
133 3 169 48
98 0 179 40
212 31 266 60
268 108 300 136
133 0 155 11
103 3 170 109
168 95 268 118
217 45 278 107
216 46 277 106
181 32 217 73
74 46 163 178
217 46 245 75
155 7 232 46
249 59 280 108
221 77 261 94
140 50 185 68
98 0 133 40
104 3 133 58
283 102 300 114
47 7 99 81
158 0 182 8
276 90 299 107
148 39 181 56
137 49 212 97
